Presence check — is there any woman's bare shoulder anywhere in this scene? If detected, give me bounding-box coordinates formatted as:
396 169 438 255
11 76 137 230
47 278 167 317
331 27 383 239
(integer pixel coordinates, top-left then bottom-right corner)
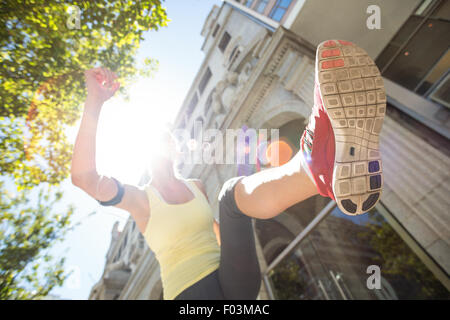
114 183 150 234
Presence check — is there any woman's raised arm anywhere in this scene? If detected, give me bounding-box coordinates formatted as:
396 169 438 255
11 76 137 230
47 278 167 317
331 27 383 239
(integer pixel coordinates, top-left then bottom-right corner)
71 67 150 233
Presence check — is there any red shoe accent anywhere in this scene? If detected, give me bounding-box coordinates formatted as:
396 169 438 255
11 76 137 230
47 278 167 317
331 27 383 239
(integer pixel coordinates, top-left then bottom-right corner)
321 49 341 58
323 40 337 47
301 40 386 215
301 83 336 200
338 40 353 46
321 59 345 69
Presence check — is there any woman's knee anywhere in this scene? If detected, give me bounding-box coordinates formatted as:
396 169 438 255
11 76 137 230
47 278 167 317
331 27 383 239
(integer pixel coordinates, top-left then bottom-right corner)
224 176 281 220
218 176 246 218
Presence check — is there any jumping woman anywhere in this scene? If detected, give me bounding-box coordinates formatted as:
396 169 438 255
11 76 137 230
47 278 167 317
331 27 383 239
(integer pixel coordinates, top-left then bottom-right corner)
71 40 385 300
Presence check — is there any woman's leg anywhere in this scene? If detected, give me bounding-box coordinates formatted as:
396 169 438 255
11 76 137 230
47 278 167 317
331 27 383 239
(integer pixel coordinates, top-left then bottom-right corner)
234 151 318 219
217 177 261 300
174 269 225 300
235 39 386 218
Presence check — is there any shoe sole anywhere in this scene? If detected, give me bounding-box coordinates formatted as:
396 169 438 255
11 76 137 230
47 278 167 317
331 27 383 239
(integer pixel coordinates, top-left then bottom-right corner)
315 40 385 215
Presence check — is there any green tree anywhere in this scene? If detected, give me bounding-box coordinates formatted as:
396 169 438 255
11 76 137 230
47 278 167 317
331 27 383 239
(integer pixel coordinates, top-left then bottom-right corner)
270 256 308 300
0 181 75 299
0 0 168 189
0 0 168 298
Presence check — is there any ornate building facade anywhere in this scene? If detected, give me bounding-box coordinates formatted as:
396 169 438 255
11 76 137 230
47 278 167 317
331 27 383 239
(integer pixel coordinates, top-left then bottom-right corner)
90 0 450 300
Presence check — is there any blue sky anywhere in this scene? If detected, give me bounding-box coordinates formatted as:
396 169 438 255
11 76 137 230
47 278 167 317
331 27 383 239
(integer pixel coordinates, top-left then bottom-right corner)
49 0 222 300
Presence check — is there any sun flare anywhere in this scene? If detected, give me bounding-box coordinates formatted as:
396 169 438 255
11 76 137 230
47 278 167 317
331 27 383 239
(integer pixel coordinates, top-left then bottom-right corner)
68 78 181 185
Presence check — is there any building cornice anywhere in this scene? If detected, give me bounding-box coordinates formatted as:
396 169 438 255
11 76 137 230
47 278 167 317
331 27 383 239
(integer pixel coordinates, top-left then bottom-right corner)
223 27 315 129
174 3 233 127
223 0 279 30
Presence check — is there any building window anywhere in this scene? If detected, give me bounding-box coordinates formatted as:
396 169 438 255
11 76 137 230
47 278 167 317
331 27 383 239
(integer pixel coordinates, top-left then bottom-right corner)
415 0 437 16
228 45 241 69
198 67 212 94
429 71 450 108
269 0 292 22
218 31 231 53
255 0 269 14
212 24 220 37
186 93 198 118
245 0 254 8
178 119 186 130
376 0 450 107
204 89 215 116
229 46 239 62
191 117 204 139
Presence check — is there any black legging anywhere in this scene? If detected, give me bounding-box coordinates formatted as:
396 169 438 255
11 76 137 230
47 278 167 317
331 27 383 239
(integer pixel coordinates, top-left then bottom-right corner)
174 176 261 300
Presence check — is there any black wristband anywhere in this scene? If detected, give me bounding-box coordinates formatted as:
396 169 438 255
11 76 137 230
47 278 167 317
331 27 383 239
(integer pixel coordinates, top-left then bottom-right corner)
97 177 125 206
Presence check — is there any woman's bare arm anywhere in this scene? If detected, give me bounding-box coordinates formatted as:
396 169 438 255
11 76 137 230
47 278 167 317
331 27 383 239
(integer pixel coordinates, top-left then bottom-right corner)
71 68 150 234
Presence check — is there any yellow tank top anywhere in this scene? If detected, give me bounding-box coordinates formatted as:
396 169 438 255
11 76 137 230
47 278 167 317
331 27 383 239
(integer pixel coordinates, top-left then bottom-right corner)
143 179 220 300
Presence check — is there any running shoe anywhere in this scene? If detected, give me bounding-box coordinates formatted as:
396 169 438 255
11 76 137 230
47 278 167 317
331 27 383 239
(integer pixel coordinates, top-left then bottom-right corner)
301 40 385 215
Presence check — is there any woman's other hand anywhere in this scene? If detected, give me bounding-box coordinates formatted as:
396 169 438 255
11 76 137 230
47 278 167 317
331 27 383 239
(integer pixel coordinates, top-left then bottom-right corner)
84 67 120 105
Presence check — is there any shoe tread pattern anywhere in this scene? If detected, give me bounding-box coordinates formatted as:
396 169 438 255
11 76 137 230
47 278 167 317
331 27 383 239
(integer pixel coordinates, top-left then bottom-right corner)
317 40 384 215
